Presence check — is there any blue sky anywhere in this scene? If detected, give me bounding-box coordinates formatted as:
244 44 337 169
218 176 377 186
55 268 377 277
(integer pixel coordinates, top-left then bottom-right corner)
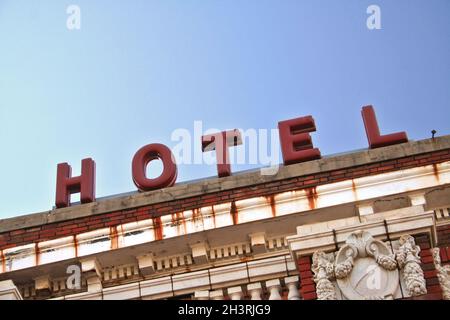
0 0 449 218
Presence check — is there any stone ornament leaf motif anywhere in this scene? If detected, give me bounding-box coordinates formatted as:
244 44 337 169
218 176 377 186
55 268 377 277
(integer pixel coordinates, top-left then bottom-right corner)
311 251 337 300
395 235 427 297
334 246 356 279
432 247 450 300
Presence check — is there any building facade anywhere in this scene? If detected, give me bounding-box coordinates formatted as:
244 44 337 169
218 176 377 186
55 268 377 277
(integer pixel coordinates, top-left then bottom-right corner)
0 135 450 300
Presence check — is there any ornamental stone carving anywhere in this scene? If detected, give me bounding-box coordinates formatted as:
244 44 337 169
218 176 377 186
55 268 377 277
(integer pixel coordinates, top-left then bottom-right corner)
431 248 450 300
395 235 427 297
334 230 399 300
311 251 337 300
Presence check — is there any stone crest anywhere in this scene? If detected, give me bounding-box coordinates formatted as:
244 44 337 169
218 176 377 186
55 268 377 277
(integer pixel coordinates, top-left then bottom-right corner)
334 230 398 300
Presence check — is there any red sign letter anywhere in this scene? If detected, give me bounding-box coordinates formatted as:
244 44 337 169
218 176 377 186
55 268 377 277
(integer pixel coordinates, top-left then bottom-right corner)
361 105 408 149
278 116 321 165
202 129 242 178
132 143 178 191
55 158 96 208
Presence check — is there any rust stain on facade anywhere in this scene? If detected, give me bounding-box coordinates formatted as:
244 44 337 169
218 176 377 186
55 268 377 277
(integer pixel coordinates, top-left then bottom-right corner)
210 206 216 228
179 212 186 234
239 256 251 263
231 201 238 225
172 212 186 235
265 195 277 217
0 249 5 273
432 164 440 182
34 243 40 266
73 235 78 257
192 208 201 223
305 187 318 210
351 179 359 201
110 226 119 250
153 216 163 241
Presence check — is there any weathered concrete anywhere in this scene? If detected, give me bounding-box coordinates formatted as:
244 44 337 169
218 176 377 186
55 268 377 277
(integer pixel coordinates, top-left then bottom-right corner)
1 134 450 233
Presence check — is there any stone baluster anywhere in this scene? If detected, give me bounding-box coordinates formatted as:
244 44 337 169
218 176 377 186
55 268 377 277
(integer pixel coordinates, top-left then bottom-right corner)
284 276 300 300
227 286 243 300
266 279 282 300
247 283 262 300
194 290 209 300
209 289 224 300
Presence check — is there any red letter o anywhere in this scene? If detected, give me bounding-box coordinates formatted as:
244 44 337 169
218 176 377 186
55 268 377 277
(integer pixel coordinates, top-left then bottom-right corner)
132 143 178 191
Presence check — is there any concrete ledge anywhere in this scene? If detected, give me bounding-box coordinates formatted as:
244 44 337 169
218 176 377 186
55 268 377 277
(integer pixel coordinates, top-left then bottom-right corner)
287 206 436 256
1 135 449 233
0 280 22 300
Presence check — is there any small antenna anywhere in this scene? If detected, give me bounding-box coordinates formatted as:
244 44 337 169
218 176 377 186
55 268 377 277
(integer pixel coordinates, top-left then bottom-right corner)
431 130 437 139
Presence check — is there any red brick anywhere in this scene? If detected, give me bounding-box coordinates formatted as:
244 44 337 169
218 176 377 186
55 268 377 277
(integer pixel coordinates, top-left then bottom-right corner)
10 229 25 236
330 170 347 176
427 285 442 294
88 223 104 230
301 278 314 286
302 292 317 300
300 284 316 293
102 221 117 227
23 235 39 242
303 179 320 185
86 219 102 226
55 230 72 236
378 165 396 171
297 256 311 264
424 270 438 279
420 249 432 257
439 248 448 262
136 211 151 217
405 292 443 300
298 263 311 272
9 236 24 243
72 227 88 233
352 169 370 176
62 224 78 230
421 255 434 264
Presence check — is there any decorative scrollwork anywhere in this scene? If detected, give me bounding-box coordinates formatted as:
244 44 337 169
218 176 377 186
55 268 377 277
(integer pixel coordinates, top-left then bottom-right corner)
367 240 398 270
334 230 400 300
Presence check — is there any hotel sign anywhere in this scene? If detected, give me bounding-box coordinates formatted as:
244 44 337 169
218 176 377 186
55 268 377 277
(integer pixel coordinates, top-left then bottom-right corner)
55 105 408 208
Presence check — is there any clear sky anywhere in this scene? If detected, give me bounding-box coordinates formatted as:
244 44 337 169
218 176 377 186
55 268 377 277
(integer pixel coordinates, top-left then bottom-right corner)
0 0 449 218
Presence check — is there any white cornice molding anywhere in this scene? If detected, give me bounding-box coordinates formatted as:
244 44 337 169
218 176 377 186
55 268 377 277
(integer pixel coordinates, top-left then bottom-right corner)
287 205 436 256
0 280 22 300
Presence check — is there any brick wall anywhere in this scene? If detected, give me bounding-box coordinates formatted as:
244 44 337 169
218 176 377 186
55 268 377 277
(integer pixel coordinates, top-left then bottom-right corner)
1 148 450 251
437 224 450 247
297 256 316 300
